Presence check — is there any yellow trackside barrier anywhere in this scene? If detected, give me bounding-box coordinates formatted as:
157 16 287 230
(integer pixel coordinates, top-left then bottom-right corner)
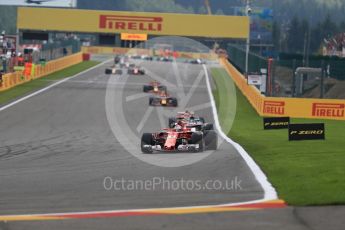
220 58 345 121
81 46 218 60
0 52 83 92
219 58 264 116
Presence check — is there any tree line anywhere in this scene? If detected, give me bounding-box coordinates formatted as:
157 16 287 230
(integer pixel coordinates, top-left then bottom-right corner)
1 0 344 55
273 14 345 54
0 6 17 35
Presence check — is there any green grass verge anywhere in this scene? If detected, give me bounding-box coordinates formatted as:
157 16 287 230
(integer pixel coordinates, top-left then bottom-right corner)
0 61 99 106
211 67 345 206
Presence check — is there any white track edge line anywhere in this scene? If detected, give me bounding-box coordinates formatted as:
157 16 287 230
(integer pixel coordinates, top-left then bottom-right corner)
203 64 278 201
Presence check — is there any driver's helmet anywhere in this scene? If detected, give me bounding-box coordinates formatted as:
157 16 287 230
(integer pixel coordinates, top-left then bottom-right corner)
159 91 167 97
175 124 182 131
175 120 184 131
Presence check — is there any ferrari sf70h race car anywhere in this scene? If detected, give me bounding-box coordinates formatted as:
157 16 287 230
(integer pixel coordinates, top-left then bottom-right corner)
143 81 167 94
168 111 213 132
128 66 145 75
149 91 178 107
105 66 123 75
141 127 217 153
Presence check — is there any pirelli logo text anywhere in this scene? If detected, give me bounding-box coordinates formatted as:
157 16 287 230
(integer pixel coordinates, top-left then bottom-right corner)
312 103 345 118
99 15 163 32
263 101 285 115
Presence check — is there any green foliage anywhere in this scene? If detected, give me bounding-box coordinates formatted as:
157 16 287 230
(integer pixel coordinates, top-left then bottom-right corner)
0 6 17 34
124 0 193 13
78 0 193 13
277 13 344 54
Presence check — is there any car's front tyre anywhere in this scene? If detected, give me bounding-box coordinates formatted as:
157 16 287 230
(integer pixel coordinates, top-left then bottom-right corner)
141 133 154 154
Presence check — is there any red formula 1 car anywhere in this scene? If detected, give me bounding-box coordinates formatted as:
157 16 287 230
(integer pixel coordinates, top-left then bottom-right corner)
166 112 217 150
143 81 167 94
141 127 207 153
168 111 213 131
149 91 178 107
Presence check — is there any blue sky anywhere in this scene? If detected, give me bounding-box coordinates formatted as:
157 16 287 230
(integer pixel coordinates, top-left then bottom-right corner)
0 0 75 7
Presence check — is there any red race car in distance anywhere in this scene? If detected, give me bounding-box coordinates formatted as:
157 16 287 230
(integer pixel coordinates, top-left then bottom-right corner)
127 66 145 75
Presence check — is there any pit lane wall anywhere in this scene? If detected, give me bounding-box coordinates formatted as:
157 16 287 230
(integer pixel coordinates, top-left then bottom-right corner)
220 58 345 120
81 46 218 60
0 52 83 92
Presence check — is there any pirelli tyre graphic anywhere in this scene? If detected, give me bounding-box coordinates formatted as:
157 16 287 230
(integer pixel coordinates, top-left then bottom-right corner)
263 117 290 130
289 123 325 141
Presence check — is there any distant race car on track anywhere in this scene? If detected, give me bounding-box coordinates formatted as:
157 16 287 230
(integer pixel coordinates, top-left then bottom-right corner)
120 62 135 69
105 66 123 75
149 91 178 107
141 126 217 153
114 55 121 65
143 56 154 61
156 57 173 62
128 66 145 75
189 59 206 64
143 81 167 94
168 111 213 132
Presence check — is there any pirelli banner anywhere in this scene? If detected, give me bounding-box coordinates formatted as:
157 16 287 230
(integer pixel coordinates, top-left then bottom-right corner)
17 7 249 39
262 98 345 121
220 58 345 121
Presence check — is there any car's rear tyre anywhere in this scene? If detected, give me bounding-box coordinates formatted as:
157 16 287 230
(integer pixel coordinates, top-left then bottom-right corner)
143 85 153 92
204 130 218 150
190 132 204 152
149 97 154 106
141 133 154 154
168 117 177 128
171 98 178 107
159 86 167 92
203 123 214 131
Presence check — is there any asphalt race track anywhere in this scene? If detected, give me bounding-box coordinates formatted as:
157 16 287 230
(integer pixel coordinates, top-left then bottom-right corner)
0 59 342 229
